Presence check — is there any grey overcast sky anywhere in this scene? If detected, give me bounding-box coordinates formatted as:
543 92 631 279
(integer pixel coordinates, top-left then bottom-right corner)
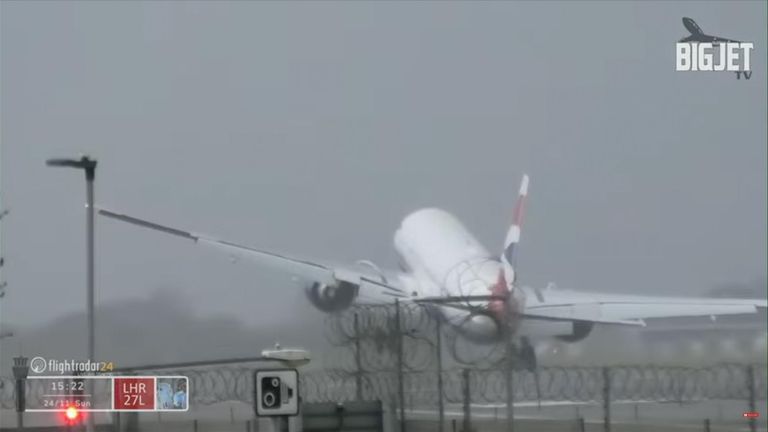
1 1 766 329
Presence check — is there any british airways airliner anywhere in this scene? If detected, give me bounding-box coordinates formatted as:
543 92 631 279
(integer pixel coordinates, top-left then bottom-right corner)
98 175 766 368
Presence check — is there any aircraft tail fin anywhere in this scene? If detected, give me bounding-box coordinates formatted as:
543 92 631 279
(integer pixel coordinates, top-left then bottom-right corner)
500 174 529 285
682 17 704 36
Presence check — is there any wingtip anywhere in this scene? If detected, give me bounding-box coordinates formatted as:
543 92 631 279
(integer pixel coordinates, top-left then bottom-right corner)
519 174 529 196
96 206 118 217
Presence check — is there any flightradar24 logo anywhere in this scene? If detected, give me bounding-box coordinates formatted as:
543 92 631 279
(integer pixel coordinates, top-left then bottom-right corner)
676 17 754 79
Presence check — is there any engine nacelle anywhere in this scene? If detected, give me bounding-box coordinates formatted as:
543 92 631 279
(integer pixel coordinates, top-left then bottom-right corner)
453 311 503 344
556 321 594 343
305 281 359 313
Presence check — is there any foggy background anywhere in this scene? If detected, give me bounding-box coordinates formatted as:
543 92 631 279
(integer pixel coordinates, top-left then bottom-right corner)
1 2 766 371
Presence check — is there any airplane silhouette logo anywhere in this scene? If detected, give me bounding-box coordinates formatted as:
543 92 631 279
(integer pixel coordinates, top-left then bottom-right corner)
675 17 753 77
679 17 741 43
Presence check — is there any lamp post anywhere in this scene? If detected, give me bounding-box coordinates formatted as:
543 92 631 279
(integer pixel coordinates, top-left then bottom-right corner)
13 356 29 430
46 156 97 432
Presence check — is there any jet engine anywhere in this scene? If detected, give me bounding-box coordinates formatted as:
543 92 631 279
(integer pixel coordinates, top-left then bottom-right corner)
453 310 504 344
305 281 359 312
556 321 594 343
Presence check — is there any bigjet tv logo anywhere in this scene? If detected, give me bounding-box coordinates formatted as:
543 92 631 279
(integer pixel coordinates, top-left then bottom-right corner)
675 17 754 79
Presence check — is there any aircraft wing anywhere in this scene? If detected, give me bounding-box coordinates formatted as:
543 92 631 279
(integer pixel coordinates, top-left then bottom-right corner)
523 289 766 325
412 287 766 326
97 207 409 300
412 295 649 325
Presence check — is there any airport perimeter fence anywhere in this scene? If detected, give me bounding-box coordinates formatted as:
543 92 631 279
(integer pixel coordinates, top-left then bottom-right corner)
1 363 766 432
2 302 765 431
302 363 768 406
1 362 765 410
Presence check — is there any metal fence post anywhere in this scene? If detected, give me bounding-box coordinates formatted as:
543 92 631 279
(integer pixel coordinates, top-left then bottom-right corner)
436 316 445 432
388 401 398 432
505 340 514 432
577 417 586 432
675 369 684 406
12 356 28 431
14 378 24 431
746 364 756 432
354 313 363 401
462 368 471 432
603 366 611 432
395 300 406 432
704 418 711 432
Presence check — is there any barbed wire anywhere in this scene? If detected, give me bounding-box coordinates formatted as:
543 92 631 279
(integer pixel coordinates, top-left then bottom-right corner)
300 364 767 405
324 303 439 372
3 305 764 410
1 363 764 409
325 302 518 372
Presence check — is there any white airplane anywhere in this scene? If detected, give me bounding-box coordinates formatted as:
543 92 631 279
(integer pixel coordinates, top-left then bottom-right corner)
98 175 766 368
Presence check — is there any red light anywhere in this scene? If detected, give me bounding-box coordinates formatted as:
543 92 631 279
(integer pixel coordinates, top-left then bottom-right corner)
65 406 79 421
743 411 759 418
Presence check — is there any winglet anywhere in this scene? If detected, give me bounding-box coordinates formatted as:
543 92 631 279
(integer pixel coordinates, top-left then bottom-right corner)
519 174 530 196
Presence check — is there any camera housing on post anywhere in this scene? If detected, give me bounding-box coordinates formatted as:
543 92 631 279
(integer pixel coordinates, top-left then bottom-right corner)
254 369 298 416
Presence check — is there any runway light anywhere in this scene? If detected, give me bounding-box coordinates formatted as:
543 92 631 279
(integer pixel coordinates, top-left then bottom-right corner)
65 406 79 421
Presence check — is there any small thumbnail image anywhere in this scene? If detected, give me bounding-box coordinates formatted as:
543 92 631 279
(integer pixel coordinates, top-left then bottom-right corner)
156 377 188 410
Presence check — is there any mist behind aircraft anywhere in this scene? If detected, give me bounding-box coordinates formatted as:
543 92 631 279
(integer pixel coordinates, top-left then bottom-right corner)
0 2 765 370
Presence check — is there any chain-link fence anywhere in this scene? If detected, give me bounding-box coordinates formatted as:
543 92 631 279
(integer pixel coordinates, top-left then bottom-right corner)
2 303 765 432
302 363 767 405
1 363 765 409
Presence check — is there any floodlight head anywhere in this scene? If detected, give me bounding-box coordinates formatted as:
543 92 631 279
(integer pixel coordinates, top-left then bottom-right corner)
46 156 97 179
261 347 311 367
12 356 29 379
